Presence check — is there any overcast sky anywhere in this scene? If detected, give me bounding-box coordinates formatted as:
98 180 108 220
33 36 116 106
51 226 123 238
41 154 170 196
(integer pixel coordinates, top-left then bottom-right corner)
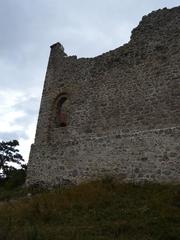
0 0 179 161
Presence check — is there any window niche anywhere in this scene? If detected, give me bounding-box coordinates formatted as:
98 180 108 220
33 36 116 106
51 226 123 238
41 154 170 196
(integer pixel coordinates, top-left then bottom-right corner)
56 94 68 127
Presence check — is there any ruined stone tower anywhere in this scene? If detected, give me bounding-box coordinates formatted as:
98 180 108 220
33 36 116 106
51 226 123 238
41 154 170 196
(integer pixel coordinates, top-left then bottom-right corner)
27 6 180 186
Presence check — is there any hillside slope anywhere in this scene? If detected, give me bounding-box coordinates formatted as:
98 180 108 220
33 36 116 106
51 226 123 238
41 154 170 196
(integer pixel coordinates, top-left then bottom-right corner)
0 180 180 240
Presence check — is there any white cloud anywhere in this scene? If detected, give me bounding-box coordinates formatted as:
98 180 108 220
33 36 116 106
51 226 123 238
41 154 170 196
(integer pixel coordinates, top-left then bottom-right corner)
0 89 39 160
19 121 36 162
0 90 25 131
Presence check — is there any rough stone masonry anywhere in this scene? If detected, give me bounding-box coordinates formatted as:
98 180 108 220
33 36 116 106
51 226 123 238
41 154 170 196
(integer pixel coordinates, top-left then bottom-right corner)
26 6 180 186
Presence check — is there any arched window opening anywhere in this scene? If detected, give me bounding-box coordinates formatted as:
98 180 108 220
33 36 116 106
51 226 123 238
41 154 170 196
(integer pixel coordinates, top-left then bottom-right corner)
56 95 68 127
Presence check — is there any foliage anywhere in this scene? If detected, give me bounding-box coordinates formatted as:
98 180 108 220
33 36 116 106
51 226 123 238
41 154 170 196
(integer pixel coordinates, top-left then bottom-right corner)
0 140 25 178
0 168 27 201
0 180 180 240
0 168 27 189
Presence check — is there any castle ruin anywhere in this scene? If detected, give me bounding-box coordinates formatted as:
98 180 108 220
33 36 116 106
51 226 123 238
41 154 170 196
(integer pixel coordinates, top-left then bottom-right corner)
26 6 180 186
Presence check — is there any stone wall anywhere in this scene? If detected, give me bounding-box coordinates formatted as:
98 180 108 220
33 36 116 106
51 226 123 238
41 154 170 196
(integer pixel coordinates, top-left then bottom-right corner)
28 127 180 186
26 6 180 186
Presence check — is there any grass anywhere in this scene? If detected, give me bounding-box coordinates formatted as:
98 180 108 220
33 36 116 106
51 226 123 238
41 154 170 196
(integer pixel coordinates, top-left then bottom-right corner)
0 179 180 240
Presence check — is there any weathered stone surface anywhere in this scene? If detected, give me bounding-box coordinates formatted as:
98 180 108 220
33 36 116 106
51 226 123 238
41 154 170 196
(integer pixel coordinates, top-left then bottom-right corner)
26 6 180 186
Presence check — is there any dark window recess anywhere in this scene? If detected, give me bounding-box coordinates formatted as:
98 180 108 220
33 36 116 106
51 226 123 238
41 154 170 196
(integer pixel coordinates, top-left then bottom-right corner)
57 95 67 127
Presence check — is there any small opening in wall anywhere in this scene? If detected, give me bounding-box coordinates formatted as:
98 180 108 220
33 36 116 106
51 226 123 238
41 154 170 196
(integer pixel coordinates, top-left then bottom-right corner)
56 94 68 127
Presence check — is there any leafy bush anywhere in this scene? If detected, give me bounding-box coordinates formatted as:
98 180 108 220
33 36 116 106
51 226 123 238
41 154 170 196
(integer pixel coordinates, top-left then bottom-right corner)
1 168 27 189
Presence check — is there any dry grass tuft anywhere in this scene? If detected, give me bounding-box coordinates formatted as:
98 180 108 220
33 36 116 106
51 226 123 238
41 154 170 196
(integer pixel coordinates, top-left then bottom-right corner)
0 179 180 239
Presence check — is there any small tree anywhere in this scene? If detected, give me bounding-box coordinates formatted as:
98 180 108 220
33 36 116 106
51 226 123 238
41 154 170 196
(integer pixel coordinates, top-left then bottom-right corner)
0 140 25 178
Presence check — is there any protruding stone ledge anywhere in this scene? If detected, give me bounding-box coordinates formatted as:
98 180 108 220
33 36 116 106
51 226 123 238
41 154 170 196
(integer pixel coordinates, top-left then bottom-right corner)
50 42 64 52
